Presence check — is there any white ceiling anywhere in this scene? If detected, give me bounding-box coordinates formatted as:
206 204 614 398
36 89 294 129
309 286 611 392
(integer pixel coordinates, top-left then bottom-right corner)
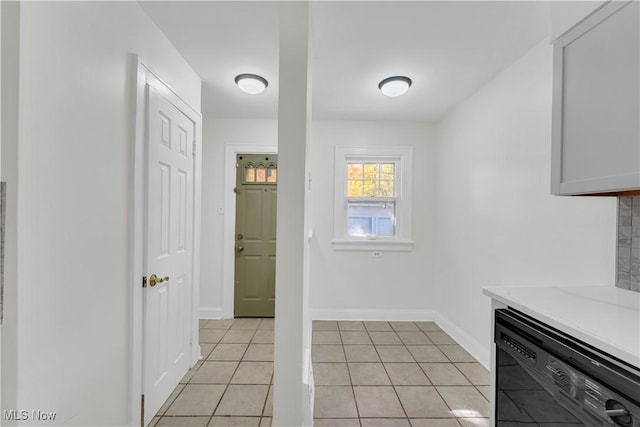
139 1 550 122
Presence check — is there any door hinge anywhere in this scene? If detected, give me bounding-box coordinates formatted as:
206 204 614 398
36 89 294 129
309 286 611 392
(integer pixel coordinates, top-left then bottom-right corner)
192 140 196 158
142 276 147 288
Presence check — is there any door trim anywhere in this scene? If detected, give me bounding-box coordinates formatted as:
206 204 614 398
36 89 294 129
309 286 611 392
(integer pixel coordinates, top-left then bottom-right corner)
130 56 202 426
223 144 277 318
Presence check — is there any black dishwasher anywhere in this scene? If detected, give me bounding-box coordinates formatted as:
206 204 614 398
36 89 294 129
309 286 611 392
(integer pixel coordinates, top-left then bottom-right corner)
495 308 640 426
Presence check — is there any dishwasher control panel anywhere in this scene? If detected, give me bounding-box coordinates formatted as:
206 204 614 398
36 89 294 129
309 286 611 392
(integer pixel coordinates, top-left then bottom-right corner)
495 309 639 427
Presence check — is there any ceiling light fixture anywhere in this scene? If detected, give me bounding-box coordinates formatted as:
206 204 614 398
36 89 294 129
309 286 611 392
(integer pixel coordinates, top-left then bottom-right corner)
235 73 268 95
378 76 412 97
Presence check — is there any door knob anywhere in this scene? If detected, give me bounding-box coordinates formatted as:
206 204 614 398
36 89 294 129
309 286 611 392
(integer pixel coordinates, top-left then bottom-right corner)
237 245 244 253
149 274 170 287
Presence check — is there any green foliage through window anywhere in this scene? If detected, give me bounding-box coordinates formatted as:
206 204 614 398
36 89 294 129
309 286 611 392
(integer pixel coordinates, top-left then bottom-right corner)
347 162 395 197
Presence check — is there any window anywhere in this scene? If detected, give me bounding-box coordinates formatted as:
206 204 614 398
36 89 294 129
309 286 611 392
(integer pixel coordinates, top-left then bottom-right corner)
243 162 277 184
333 146 413 251
346 161 396 237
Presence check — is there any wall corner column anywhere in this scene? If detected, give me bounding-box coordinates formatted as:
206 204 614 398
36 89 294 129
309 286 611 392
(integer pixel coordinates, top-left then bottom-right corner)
273 1 313 426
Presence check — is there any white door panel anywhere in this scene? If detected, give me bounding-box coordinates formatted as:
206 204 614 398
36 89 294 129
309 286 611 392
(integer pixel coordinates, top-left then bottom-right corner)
143 85 195 426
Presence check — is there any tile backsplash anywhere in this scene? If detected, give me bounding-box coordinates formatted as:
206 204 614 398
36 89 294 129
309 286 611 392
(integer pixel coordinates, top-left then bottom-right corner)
617 196 640 292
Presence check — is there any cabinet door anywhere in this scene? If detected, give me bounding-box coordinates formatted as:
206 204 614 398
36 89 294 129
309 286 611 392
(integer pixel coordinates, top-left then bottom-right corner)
551 1 640 195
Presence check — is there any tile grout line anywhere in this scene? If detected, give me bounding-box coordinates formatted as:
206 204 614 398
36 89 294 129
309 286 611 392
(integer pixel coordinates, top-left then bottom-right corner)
207 320 258 424
336 321 363 426
204 322 235 426
364 321 411 423
156 322 227 425
202 322 234 426
214 322 264 420
258 369 274 425
380 323 412 422
423 333 466 425
157 342 208 422
341 323 364 426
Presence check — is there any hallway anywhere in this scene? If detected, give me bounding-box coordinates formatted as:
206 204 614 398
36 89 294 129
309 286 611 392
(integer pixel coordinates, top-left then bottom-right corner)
150 319 490 426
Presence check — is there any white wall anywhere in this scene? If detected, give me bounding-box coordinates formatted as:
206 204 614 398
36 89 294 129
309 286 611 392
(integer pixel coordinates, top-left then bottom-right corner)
200 118 278 316
550 0 606 40
0 0 3 414
198 35 616 381
434 39 617 363
308 120 437 318
12 3 200 425
1 0 21 416
200 119 438 320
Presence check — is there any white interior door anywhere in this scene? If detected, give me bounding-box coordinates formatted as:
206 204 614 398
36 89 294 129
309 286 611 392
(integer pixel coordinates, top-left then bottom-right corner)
143 84 195 426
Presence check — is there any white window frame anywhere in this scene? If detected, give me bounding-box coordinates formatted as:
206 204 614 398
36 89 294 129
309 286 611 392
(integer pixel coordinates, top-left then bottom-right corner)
332 146 413 251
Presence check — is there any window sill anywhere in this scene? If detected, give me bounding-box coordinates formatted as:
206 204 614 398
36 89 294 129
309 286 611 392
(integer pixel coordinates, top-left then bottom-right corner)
331 239 414 251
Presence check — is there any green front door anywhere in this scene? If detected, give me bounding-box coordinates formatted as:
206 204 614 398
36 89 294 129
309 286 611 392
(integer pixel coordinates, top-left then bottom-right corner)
234 154 277 317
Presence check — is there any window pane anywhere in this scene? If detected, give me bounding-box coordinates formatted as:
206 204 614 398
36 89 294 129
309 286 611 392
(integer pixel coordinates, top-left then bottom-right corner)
380 163 395 180
347 217 372 236
377 218 394 236
363 179 377 197
245 165 255 182
347 201 395 237
378 180 394 197
347 163 363 179
364 163 379 180
256 166 266 182
347 180 363 197
348 162 396 198
267 166 277 183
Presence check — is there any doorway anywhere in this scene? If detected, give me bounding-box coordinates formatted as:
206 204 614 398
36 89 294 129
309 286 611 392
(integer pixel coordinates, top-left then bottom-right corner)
222 144 277 319
234 154 278 317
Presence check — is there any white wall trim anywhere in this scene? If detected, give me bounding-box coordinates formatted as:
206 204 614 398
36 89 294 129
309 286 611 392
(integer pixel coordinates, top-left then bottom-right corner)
332 145 414 248
310 308 490 369
331 239 414 251
129 55 145 427
199 307 225 319
433 312 490 369
222 143 277 319
130 56 202 426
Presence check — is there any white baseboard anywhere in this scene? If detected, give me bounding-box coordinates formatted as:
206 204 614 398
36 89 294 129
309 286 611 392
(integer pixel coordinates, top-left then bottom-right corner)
310 308 439 322
310 308 490 369
434 312 490 369
199 307 225 319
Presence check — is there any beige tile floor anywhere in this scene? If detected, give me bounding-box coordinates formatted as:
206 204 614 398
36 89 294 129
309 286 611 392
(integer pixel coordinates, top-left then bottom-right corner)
150 319 490 427
312 320 490 427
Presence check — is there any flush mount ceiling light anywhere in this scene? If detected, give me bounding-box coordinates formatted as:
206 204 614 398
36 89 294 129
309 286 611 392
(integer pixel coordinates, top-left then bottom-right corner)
235 73 268 95
378 76 412 97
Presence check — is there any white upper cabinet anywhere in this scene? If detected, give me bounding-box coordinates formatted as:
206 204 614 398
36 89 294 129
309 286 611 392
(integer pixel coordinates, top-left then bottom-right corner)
551 1 640 195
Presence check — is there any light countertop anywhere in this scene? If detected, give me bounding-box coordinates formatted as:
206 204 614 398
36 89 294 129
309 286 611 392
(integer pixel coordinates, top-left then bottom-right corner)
483 285 640 368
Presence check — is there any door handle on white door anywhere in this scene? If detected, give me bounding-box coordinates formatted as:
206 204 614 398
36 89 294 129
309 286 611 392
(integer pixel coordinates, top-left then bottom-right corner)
149 274 170 287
